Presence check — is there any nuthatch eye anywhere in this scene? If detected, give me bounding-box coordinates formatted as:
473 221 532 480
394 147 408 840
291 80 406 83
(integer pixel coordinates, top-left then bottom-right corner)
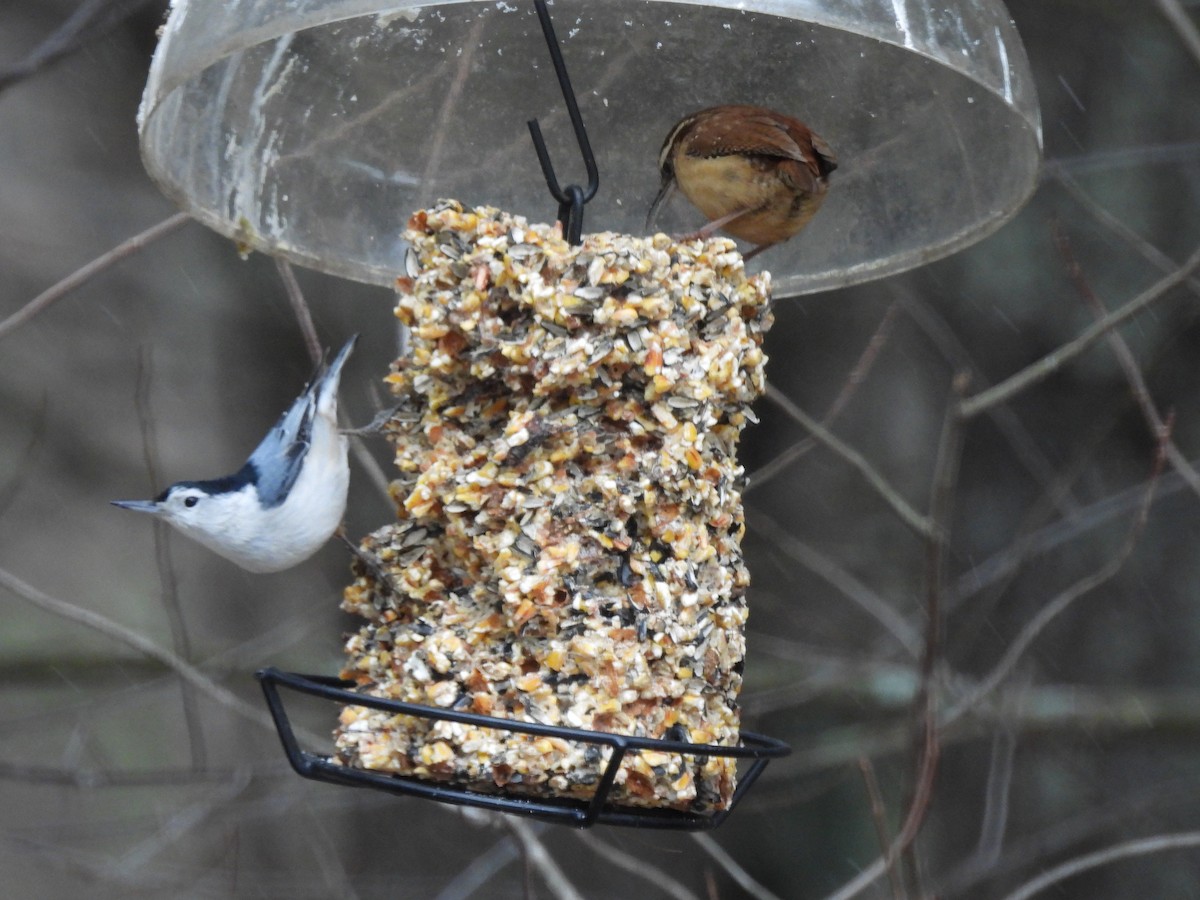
647 104 837 261
112 336 357 573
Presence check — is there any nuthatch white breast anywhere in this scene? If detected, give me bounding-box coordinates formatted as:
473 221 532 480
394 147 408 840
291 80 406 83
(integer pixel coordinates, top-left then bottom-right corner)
112 336 357 573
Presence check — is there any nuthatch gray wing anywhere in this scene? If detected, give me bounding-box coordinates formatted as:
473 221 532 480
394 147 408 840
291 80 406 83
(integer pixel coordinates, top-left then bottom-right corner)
112 336 357 573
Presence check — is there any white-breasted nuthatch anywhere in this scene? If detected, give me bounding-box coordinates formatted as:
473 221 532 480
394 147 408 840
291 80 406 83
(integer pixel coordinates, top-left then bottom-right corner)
112 336 358 573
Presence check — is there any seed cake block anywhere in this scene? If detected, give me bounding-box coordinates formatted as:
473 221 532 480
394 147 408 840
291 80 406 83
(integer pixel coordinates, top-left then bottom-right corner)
335 200 773 812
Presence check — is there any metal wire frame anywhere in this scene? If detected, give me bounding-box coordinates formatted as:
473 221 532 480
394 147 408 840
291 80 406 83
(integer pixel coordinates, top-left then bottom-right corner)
526 0 599 246
256 667 790 830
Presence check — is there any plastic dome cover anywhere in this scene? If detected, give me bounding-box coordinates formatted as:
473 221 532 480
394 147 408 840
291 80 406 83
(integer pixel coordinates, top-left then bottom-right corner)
139 0 1042 297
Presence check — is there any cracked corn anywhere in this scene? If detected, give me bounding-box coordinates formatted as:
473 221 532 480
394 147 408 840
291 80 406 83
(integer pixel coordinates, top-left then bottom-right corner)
334 200 773 812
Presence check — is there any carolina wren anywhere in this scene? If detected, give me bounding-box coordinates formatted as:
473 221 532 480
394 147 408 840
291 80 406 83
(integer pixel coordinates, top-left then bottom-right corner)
647 104 837 260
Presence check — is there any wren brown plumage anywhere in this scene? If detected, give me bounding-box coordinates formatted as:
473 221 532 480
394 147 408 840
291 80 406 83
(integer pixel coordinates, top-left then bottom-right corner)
647 104 837 260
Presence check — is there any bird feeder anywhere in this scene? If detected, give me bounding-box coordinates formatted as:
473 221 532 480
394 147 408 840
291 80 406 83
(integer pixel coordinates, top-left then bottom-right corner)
139 0 1041 829
139 0 1041 298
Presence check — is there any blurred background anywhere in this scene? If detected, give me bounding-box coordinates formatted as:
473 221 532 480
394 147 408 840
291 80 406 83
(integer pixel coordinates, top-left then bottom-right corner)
2 1 1200 897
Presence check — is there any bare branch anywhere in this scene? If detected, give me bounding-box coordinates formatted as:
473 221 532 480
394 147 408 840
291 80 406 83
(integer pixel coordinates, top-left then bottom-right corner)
0 212 191 341
895 372 968 880
749 505 922 656
894 284 1083 519
691 833 782 900
958 243 1200 419
974 723 1018 870
275 258 323 366
748 302 899 492
504 818 585 900
134 345 207 769
0 0 160 95
1154 0 1200 71
1051 168 1200 298
763 384 934 538
1001 831 1200 900
1054 221 1200 498
945 417 1171 725
576 832 702 900
822 858 891 900
0 564 284 737
857 757 905 900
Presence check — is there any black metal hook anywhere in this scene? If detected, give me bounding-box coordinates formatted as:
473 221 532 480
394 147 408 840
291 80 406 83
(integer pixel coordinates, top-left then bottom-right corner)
527 0 598 245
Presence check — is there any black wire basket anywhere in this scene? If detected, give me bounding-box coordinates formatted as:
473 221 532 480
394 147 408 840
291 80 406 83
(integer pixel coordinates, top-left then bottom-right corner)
256 667 790 830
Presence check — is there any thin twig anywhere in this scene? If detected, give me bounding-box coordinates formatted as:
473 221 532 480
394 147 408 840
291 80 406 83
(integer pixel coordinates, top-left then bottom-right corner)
894 284 1083 519
823 858 891 900
763 384 934 538
973 722 1018 870
857 757 905 900
275 258 323 365
109 769 252 876
134 345 207 770
0 393 47 519
896 372 968 888
1054 221 1200 499
748 302 900 492
937 775 1200 897
948 447 1191 605
0 564 288 738
1051 168 1200 298
504 818 585 900
576 833 702 900
944 415 1171 725
0 0 160 94
0 212 191 341
748 506 922 656
958 243 1200 419
434 832 521 900
1000 831 1200 900
1154 0 1200 70
691 833 782 900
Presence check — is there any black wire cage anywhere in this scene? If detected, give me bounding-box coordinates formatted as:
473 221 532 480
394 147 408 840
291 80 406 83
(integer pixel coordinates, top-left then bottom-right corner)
257 668 790 830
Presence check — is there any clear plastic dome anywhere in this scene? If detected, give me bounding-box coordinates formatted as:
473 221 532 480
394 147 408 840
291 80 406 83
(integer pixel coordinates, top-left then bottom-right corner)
139 0 1042 296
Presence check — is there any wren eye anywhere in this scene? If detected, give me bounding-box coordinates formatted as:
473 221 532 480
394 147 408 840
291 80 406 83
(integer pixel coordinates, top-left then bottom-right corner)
183 496 199 508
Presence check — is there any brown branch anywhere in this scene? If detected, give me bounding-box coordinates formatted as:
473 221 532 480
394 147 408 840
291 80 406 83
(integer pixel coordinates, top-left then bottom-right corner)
1051 169 1200 298
958 243 1200 419
576 833 702 900
134 345 207 770
0 212 192 341
274 258 323 366
1001 831 1200 900
691 834 782 900
0 0 159 95
894 283 1084 519
894 372 968 878
749 506 922 656
749 302 900 491
503 818 585 900
763 384 934 538
944 415 1172 725
857 757 905 900
1053 221 1200 499
0 564 291 738
1154 0 1200 70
